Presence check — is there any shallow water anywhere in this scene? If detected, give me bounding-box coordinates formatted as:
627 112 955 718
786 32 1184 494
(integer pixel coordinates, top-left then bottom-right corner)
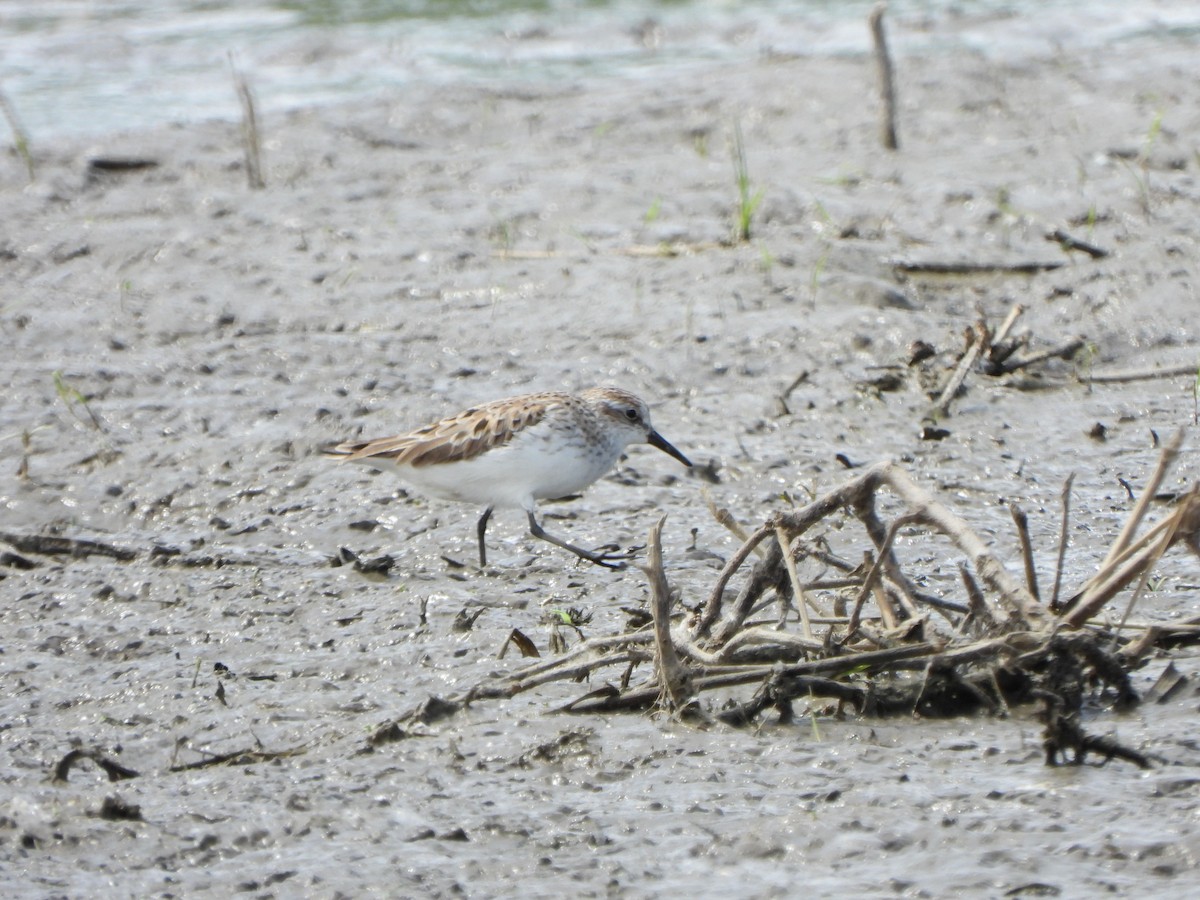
2 0 1198 137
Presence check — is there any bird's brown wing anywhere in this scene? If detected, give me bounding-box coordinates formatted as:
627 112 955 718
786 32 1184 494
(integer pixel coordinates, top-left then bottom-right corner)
324 394 558 468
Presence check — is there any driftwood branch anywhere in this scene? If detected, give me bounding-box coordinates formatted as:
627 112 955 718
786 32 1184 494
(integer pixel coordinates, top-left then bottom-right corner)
406 445 1195 771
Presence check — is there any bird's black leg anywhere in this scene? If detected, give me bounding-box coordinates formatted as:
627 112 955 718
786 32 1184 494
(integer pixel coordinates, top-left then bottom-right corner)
476 506 493 567
526 512 633 570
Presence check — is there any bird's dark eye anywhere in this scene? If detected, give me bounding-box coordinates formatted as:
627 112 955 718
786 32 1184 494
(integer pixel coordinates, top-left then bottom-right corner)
624 408 640 421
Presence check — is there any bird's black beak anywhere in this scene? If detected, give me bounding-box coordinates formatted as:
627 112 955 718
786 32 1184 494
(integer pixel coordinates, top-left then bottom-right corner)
647 430 692 468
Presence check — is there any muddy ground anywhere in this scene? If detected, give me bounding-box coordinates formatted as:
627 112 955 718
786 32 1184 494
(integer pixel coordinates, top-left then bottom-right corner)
1 25 1199 900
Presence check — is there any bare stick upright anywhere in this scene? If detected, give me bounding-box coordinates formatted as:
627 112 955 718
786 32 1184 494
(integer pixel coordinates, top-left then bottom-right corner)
869 3 899 151
230 54 265 190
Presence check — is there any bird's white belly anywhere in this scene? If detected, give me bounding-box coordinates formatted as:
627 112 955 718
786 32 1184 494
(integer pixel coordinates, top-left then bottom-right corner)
386 430 620 511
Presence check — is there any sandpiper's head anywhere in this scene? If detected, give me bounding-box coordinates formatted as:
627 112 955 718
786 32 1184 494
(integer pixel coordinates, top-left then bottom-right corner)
583 386 692 468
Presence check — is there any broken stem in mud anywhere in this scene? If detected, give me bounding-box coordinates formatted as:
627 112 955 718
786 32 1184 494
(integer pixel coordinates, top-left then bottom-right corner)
1102 429 1183 571
868 3 899 151
706 489 764 557
643 516 695 712
230 55 265 190
1046 228 1109 259
696 521 775 640
1009 502 1040 601
776 526 816 640
893 259 1064 275
1 531 137 561
992 301 1025 348
998 337 1086 373
930 322 987 417
844 513 917 639
53 748 139 783
960 564 998 632
1079 362 1200 384
1063 488 1200 628
1050 473 1075 611
169 744 307 772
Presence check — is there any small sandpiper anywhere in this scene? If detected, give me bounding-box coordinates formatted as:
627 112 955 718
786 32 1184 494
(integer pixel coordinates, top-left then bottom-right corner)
323 386 691 568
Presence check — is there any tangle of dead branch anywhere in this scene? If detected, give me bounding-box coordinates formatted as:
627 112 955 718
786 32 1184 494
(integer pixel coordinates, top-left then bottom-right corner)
403 432 1197 769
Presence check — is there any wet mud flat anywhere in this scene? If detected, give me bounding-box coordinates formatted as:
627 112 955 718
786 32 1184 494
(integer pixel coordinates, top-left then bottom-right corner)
2 28 1200 900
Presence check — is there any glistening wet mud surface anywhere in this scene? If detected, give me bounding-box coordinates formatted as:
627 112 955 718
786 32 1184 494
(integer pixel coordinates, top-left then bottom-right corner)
2 31 1199 898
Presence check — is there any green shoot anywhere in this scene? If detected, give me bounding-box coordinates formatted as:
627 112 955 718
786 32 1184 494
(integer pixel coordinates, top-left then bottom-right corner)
1074 341 1100 387
53 370 103 431
995 186 1015 217
1116 106 1166 216
550 607 592 628
1193 361 1199 426
491 219 513 253
731 120 764 243
118 279 134 313
0 90 33 182
17 428 30 479
1140 107 1164 164
809 249 829 302
758 246 775 273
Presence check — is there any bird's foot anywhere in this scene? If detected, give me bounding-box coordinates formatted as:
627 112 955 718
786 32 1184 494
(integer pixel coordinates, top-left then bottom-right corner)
578 542 646 570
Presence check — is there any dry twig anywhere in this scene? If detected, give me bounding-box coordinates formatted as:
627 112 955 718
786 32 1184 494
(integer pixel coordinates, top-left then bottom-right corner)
930 323 988 417
1078 363 1199 384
